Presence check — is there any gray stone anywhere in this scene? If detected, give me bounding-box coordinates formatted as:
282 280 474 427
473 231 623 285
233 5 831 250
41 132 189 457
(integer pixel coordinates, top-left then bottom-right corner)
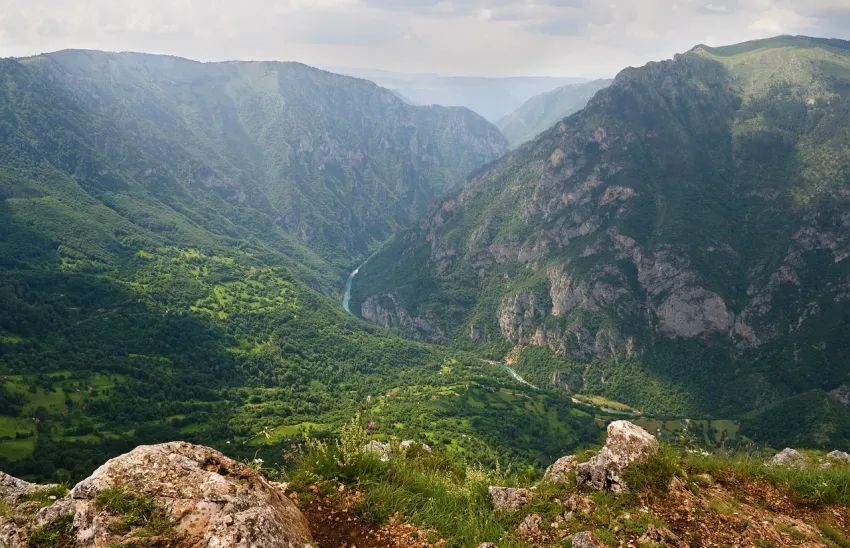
544 455 578 483
571 530 604 548
770 448 807 468
488 486 533 511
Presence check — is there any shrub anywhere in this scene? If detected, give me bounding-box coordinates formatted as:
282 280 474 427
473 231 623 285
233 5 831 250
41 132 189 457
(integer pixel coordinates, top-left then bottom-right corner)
622 444 681 494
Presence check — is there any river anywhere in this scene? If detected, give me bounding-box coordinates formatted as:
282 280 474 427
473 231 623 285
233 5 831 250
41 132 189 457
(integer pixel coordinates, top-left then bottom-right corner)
341 265 360 314
341 265 535 390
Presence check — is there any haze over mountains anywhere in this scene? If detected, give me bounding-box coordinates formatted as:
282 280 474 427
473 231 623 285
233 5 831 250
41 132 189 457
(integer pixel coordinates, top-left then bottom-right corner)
326 67 592 121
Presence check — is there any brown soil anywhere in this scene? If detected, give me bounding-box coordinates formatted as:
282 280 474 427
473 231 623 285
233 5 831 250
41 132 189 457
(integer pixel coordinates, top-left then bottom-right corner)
290 485 439 548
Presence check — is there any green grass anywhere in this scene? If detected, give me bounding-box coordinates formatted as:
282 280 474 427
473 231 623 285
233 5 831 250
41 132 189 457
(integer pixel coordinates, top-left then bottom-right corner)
0 438 36 459
28 514 76 548
94 488 172 538
819 522 850 547
621 444 681 494
22 484 69 507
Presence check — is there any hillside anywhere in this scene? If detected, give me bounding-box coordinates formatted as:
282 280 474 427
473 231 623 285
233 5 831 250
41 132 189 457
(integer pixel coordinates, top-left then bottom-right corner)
497 79 613 148
350 36 850 445
16 50 508 268
0 50 591 483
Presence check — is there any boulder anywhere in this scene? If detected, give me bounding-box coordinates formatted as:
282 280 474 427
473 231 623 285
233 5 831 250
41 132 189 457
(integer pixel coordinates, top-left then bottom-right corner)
488 486 533 511
517 513 543 537
827 450 850 462
770 448 807 468
544 455 578 483
1 442 314 548
362 440 390 461
478 543 498 548
400 440 432 453
571 530 604 548
576 420 659 493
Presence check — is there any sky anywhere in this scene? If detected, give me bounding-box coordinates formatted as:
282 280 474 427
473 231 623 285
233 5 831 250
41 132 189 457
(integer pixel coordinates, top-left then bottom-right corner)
0 0 848 77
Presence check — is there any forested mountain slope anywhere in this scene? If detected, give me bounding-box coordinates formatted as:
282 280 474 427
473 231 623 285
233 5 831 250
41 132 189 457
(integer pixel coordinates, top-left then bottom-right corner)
0 51 597 482
12 50 508 268
351 36 850 444
497 79 613 148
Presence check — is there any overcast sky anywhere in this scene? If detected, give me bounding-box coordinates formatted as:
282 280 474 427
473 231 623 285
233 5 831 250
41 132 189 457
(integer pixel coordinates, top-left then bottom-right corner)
1 0 848 77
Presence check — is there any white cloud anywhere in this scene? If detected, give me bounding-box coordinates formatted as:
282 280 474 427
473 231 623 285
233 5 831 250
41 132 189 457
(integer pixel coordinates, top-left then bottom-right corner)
0 0 846 75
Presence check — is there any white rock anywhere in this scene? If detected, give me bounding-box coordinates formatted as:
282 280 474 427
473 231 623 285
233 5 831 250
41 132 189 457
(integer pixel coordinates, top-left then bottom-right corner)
770 448 807 468
576 420 659 493
544 455 578 483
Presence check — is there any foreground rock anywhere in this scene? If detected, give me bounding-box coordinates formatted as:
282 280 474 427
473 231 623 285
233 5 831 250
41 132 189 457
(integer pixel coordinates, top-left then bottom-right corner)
0 473 57 504
488 486 534 511
571 530 604 547
770 448 807 468
576 420 659 493
544 455 578 483
1 442 314 548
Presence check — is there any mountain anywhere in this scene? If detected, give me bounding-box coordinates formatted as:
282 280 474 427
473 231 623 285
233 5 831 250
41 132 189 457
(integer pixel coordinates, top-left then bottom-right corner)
12 50 508 270
0 50 591 482
326 67 589 121
497 79 613 148
350 36 850 443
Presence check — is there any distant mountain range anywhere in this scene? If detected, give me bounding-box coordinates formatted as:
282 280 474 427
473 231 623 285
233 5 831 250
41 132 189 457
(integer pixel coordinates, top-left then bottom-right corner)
497 79 613 148
324 67 591 121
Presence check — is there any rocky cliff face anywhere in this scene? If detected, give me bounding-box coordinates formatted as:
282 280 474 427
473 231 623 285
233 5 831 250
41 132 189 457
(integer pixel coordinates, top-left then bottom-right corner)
352 37 850 417
0 442 313 547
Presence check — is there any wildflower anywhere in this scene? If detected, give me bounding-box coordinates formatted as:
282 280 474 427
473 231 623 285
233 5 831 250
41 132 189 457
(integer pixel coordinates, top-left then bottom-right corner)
367 422 375 430
253 458 264 465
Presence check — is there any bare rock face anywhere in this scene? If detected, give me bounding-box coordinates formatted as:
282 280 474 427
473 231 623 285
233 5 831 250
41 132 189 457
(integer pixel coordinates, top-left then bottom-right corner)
488 486 533 511
2 442 314 548
770 448 807 468
544 455 578 483
656 286 733 339
571 530 604 548
576 421 659 493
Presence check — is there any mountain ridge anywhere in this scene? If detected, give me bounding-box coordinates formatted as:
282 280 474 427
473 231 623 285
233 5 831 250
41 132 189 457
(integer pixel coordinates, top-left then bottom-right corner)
350 35 850 444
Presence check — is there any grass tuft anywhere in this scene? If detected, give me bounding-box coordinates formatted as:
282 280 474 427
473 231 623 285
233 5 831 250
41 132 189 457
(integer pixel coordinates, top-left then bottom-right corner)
94 488 172 538
28 514 76 548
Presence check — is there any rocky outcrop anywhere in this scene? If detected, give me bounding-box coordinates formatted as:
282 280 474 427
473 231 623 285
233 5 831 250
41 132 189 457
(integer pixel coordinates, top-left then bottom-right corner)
360 293 446 340
517 513 543 537
0 473 57 504
498 292 539 343
488 486 534 511
576 421 659 493
544 455 578 483
770 448 807 468
0 442 313 548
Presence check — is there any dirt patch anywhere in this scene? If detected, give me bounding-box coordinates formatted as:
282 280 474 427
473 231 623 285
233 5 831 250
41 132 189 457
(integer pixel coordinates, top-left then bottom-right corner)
291 486 436 548
645 473 850 547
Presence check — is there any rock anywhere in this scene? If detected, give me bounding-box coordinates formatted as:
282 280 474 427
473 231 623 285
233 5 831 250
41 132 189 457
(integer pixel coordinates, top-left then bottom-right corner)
400 440 432 453
770 448 807 468
488 486 533 511
478 543 498 548
0 472 57 504
544 455 578 483
27 441 315 548
517 513 543 537
363 440 390 462
576 420 659 493
639 524 682 546
571 530 604 548
828 450 850 462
